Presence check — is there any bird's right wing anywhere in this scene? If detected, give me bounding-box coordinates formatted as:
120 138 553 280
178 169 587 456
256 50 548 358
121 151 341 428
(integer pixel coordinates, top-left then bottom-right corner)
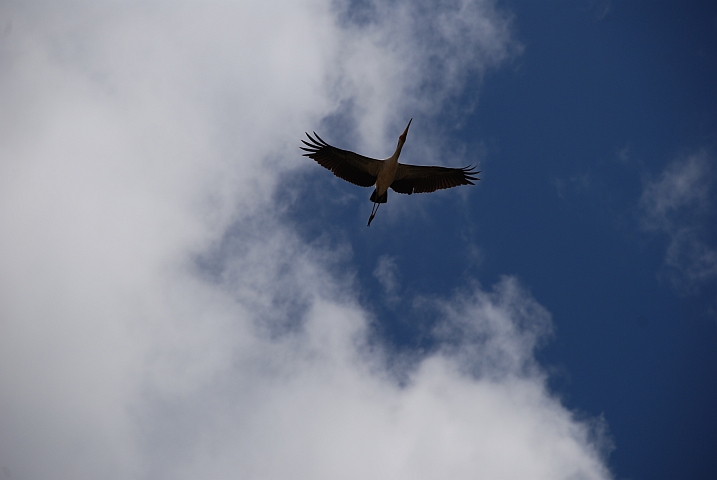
301 132 382 188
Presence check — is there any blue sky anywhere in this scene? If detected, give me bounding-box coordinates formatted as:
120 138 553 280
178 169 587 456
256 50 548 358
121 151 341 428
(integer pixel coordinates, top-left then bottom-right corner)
474 4 717 478
478 4 717 478
287 2 717 478
1 1 715 479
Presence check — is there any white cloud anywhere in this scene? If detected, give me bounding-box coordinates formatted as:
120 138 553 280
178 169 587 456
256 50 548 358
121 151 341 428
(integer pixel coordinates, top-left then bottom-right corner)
640 151 717 292
0 1 610 479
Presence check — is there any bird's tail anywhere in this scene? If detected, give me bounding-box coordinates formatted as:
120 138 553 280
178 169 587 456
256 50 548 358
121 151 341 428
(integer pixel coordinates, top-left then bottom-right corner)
369 189 388 204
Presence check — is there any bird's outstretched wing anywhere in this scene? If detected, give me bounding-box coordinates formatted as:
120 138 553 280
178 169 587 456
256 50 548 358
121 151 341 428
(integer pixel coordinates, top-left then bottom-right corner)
390 164 480 194
301 132 383 188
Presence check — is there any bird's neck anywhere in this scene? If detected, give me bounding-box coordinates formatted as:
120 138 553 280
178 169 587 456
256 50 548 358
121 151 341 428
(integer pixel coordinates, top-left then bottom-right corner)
387 142 404 165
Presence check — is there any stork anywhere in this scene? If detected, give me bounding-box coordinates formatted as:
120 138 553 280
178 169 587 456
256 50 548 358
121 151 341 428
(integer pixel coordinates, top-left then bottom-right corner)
301 119 480 226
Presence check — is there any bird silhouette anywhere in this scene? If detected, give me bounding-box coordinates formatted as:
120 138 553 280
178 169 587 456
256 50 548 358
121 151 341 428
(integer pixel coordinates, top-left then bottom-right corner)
301 119 480 226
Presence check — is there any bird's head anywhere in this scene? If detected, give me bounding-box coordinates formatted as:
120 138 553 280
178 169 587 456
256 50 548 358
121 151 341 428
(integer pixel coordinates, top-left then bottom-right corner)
398 118 412 145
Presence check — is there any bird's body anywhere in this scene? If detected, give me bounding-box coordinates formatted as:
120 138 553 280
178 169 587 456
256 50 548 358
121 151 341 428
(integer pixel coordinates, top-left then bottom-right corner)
301 119 479 225
371 139 402 204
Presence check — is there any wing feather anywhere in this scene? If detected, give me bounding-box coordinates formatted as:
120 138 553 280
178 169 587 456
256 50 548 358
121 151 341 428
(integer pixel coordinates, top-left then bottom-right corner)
301 132 382 188
390 164 480 195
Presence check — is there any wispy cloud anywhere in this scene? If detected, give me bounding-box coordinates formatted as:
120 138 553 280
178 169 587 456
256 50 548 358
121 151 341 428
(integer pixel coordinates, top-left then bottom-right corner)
326 0 522 160
640 151 717 293
554 172 592 199
374 254 401 305
0 1 609 479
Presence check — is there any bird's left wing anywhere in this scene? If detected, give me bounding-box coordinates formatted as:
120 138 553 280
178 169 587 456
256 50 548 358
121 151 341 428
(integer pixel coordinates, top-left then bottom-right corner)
390 163 480 194
301 132 383 187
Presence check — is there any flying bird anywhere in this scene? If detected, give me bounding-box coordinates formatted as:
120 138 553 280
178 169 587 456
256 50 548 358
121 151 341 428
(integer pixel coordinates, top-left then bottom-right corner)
301 118 480 226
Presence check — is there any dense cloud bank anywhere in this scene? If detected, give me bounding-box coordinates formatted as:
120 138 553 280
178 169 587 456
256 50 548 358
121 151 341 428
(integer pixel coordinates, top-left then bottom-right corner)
0 2 610 479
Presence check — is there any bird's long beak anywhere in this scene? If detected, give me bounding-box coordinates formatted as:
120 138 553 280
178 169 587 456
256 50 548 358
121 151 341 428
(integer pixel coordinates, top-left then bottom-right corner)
399 118 412 143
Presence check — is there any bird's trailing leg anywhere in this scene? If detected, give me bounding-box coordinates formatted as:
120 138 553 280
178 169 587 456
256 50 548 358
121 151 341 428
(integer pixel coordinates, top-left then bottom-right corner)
368 189 387 226
367 202 381 227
